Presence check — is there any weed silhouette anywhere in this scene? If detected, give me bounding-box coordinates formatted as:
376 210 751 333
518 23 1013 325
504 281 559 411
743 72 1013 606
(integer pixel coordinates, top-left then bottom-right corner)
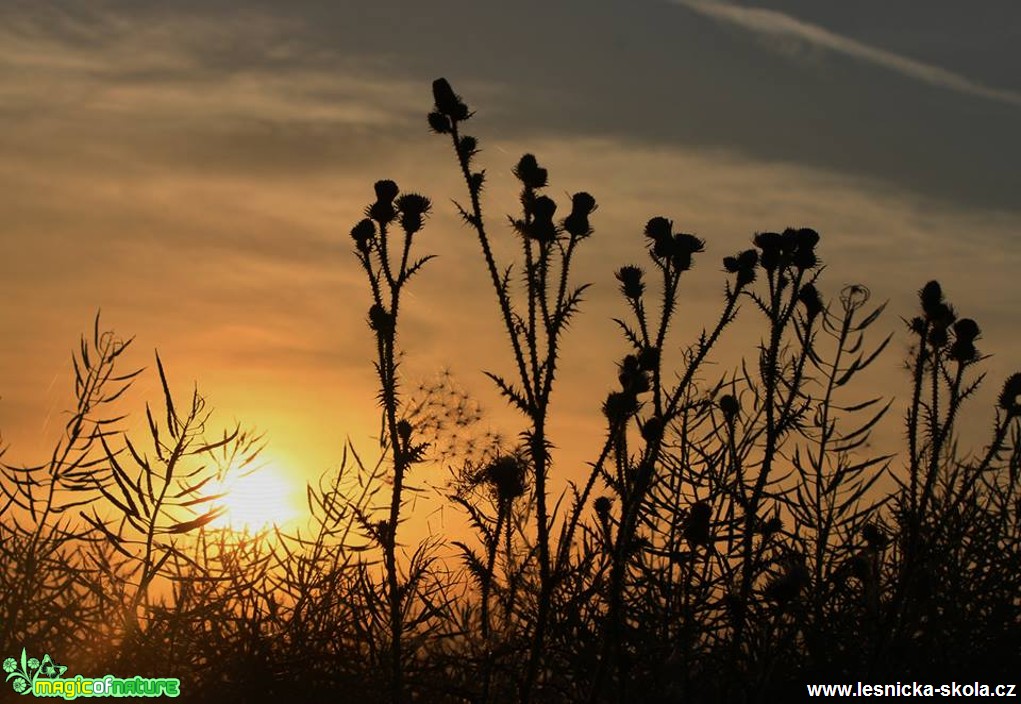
1 81 1018 703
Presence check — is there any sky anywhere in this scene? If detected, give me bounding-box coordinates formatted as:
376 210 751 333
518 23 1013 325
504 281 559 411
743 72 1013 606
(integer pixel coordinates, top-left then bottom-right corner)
1 0 1019 529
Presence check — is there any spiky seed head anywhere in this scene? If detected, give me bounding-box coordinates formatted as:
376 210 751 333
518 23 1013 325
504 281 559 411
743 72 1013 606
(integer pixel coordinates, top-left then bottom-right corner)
351 218 376 252
798 283 824 319
637 345 659 371
754 231 782 271
571 191 596 216
999 373 1021 415
603 390 638 423
458 135 477 159
738 248 758 269
953 318 980 342
618 355 650 395
368 304 394 335
432 78 469 120
792 247 818 270
644 216 673 241
920 280 944 318
427 111 451 134
530 195 557 221
396 193 432 234
564 192 596 238
862 522 889 550
676 233 704 256
374 179 399 204
725 249 758 287
794 227 820 250
514 154 548 189
759 515 783 536
615 265 644 299
640 415 663 442
484 455 526 501
718 394 740 421
949 340 978 363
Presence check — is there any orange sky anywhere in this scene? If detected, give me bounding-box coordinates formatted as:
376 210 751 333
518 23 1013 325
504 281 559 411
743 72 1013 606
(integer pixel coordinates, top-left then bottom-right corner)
1 2 1019 532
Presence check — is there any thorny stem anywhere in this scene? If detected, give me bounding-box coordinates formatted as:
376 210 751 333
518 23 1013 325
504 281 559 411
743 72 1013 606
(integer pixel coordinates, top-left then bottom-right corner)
734 267 806 649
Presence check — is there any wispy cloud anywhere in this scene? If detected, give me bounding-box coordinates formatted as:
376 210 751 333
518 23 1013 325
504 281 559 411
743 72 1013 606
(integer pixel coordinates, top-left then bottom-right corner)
672 0 1021 108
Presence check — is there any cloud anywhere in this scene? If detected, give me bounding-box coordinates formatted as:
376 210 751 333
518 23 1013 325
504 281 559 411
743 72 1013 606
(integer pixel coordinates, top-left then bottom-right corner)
672 0 1021 108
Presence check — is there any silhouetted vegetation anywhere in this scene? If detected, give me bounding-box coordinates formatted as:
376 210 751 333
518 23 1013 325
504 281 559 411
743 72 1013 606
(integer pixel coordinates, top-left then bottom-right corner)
2 80 1019 703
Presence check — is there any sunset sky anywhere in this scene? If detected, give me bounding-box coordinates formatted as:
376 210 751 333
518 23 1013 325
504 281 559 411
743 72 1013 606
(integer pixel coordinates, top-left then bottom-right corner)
2 1 1018 527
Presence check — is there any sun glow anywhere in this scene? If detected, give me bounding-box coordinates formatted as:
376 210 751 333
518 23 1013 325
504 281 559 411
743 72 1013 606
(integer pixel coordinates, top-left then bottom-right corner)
210 462 302 531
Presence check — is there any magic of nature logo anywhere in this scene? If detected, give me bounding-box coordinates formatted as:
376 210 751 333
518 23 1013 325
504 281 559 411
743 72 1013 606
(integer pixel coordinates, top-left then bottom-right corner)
4 648 180 698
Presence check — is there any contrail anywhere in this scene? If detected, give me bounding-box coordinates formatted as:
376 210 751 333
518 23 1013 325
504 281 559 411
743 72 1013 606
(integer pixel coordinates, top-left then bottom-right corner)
672 0 1021 108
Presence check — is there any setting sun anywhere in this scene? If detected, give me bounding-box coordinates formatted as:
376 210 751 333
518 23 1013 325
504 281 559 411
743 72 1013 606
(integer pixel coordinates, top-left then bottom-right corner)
210 463 302 531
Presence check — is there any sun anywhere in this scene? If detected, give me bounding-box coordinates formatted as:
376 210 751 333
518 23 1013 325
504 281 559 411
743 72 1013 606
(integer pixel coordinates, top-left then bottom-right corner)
210 462 302 531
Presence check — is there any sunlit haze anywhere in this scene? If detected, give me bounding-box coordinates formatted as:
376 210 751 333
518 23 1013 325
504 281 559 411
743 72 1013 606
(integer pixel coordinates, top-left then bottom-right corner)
1 0 1018 524
210 461 303 531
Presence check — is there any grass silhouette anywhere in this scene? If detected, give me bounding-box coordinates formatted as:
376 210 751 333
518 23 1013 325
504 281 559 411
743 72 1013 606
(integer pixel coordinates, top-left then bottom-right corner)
1 79 1018 703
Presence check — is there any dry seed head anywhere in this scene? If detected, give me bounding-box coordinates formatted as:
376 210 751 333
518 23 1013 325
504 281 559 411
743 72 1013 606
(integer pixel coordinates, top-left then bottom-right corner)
351 218 376 252
483 455 526 501
718 394 740 421
615 265 644 300
999 373 1021 415
432 77 469 121
514 154 548 189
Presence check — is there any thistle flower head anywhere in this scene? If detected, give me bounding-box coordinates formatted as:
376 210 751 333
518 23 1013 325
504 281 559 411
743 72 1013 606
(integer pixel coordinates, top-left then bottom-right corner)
457 135 477 160
724 249 758 287
432 77 469 121
920 280 944 317
396 193 432 234
999 373 1021 416
367 180 400 223
953 318 980 342
949 338 978 363
683 500 712 547
564 192 596 237
594 496 612 520
368 304 394 335
483 455 526 501
671 233 705 271
862 522 889 550
759 515 783 536
637 345 659 371
374 180 399 204
351 218 376 253
603 390 638 423
754 231 782 271
644 217 673 241
615 265 644 299
618 354 650 395
640 414 663 442
530 195 557 222
525 195 558 242
570 191 596 216
794 227 820 250
718 394 740 421
798 283 824 320
764 553 809 606
427 111 451 134
514 154 548 189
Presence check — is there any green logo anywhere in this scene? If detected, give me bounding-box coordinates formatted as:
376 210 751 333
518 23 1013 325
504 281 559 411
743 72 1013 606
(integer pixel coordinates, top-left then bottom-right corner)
4 648 180 699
